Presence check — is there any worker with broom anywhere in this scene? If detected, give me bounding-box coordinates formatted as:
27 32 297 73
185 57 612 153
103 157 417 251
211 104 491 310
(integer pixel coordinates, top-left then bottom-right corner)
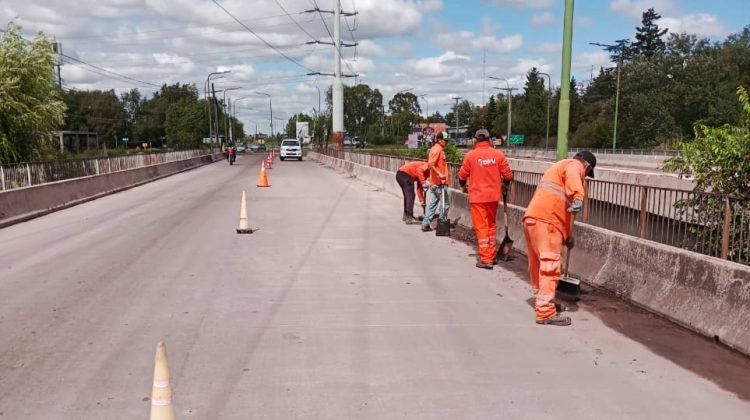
523 151 597 326
458 129 513 270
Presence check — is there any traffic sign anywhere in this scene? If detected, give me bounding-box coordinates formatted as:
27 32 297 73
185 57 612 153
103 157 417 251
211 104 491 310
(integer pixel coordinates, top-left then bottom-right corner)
508 134 525 145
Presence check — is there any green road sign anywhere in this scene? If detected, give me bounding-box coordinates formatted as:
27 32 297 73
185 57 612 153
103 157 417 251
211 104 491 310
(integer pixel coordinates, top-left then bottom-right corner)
508 134 525 145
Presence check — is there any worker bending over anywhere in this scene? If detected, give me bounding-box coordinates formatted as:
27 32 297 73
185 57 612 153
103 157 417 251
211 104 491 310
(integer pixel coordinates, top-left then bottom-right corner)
523 151 596 326
396 160 429 224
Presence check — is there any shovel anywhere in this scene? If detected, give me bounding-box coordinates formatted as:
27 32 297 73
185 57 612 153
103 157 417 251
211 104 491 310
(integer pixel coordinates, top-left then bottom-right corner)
495 186 514 263
557 213 581 298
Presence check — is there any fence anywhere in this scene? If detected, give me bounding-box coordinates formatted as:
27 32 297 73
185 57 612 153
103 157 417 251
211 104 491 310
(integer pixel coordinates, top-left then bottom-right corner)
0 150 210 191
502 146 682 157
318 149 749 266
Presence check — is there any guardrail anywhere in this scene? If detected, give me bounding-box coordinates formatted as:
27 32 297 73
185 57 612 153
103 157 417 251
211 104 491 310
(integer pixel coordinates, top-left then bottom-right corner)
502 146 682 157
318 148 748 266
0 150 211 192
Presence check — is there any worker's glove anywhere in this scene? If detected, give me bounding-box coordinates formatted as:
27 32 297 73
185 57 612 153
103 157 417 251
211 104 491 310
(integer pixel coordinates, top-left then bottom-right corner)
565 236 575 250
502 179 512 190
459 179 468 194
567 199 583 214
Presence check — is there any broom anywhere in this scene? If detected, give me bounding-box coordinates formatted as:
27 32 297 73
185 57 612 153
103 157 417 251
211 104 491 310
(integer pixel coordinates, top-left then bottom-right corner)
557 213 581 298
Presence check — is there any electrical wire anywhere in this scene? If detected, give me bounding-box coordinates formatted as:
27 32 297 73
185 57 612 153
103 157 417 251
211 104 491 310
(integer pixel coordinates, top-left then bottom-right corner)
211 0 318 73
274 0 317 41
62 53 160 87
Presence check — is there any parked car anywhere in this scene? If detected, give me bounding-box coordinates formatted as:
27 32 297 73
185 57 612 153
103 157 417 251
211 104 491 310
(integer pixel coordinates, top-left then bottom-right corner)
235 142 247 153
279 139 302 161
250 143 267 152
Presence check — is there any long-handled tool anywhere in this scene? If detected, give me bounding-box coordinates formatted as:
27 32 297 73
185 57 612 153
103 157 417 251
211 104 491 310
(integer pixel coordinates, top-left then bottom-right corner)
495 186 514 263
557 213 581 298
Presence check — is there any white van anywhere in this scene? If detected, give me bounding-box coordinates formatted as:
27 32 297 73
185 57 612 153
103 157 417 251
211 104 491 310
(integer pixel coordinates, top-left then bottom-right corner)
279 139 302 161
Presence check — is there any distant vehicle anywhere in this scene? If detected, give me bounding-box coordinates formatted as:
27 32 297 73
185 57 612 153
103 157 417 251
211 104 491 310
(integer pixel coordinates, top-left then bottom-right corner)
279 139 302 161
250 143 266 152
235 142 247 153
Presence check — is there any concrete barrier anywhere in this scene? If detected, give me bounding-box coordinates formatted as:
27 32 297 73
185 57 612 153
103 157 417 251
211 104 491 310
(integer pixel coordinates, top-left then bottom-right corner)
308 151 750 356
0 153 224 228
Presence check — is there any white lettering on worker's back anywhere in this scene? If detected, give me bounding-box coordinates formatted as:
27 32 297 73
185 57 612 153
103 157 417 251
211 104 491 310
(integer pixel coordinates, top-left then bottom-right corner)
478 158 496 167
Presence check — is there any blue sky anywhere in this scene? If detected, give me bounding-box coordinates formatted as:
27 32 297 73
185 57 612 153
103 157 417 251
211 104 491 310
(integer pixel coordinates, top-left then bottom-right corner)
2 0 747 132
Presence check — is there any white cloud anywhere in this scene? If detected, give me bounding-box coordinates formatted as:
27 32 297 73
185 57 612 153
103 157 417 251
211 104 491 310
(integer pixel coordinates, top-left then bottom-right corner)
357 40 386 57
404 51 470 78
609 0 675 20
533 42 561 54
576 16 593 26
659 14 730 38
572 51 612 71
435 31 523 54
484 0 554 8
531 12 555 27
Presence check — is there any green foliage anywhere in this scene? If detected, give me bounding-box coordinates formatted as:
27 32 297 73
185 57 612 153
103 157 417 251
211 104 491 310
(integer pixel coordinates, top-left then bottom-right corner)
0 23 66 163
165 98 205 148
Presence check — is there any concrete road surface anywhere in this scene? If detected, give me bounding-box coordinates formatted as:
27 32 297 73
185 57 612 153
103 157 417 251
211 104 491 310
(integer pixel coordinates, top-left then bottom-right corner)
1 153 749 419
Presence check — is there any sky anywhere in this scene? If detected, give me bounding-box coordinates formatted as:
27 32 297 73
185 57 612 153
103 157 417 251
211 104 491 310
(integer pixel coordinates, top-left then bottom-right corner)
1 0 747 134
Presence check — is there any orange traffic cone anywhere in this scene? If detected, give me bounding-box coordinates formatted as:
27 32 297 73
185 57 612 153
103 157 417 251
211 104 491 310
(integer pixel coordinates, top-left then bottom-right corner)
266 154 273 169
150 342 175 420
237 190 253 234
257 162 270 187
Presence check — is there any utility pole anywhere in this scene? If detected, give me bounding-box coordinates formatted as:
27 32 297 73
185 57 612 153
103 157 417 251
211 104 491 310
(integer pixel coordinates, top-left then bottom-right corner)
211 83 221 148
304 3 358 149
539 72 552 149
557 0 575 160
205 70 230 149
452 97 462 140
53 41 62 88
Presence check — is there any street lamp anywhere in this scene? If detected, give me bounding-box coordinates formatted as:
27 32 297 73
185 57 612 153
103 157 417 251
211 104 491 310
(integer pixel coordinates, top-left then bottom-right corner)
223 87 241 144
538 72 552 149
205 70 230 147
489 76 515 144
591 41 622 152
255 92 273 137
418 94 428 120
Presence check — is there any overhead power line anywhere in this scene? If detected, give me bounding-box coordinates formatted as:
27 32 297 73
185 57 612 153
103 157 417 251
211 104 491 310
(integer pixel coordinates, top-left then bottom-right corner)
309 0 358 77
61 53 160 88
211 0 317 73
274 0 317 41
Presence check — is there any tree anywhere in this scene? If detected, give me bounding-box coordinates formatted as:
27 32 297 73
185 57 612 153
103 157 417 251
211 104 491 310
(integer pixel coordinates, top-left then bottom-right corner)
664 87 750 260
0 23 66 163
388 92 421 115
165 98 205 148
63 89 125 148
633 8 668 58
327 84 383 143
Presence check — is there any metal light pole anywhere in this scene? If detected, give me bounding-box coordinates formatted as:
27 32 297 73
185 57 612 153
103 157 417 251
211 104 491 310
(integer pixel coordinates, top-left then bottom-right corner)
205 71 230 148
451 97 462 140
223 87 241 144
538 72 552 149
489 76 514 143
255 92 273 138
556 0 575 160
590 42 622 152
418 94 428 120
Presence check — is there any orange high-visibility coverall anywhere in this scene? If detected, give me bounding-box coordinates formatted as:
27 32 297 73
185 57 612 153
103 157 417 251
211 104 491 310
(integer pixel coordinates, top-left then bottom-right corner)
427 142 449 186
458 142 513 264
398 161 429 204
523 159 586 321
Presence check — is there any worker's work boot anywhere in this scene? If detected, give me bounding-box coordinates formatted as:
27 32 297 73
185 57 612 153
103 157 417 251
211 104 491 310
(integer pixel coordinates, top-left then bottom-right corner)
475 261 493 270
536 314 572 326
402 213 408 222
404 216 421 225
421 225 432 232
554 302 568 313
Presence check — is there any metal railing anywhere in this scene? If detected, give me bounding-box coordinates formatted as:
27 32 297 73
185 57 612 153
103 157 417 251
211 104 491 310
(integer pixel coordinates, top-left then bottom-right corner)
318 149 749 265
0 150 210 191
502 146 681 157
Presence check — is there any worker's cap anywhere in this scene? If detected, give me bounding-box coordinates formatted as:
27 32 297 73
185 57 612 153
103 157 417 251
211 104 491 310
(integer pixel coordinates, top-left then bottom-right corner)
474 129 491 141
574 151 597 178
436 131 450 141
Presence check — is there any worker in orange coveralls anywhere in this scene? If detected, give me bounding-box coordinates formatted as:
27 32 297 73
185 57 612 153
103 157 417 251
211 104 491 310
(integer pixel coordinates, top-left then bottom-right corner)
458 129 513 270
523 151 596 326
396 160 429 224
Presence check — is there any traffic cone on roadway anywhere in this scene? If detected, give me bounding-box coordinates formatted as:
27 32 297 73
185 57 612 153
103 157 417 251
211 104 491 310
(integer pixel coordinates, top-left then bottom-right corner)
237 190 253 234
149 341 176 420
266 154 273 169
257 162 270 187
